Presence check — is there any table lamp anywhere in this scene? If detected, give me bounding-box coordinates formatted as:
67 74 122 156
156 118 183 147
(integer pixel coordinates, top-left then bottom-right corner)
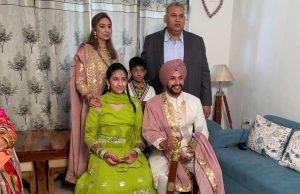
211 64 234 128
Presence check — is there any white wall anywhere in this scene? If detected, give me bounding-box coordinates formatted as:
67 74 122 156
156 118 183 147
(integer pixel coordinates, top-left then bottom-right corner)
190 0 234 127
190 0 233 67
228 0 300 127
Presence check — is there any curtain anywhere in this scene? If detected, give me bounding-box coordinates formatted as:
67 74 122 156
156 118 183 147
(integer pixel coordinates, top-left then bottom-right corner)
0 0 189 131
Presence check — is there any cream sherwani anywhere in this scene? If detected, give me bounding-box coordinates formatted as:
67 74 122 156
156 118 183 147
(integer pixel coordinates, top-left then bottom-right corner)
146 92 208 193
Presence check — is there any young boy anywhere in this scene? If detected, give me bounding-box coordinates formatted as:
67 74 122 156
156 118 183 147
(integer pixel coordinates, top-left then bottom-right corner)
128 57 155 105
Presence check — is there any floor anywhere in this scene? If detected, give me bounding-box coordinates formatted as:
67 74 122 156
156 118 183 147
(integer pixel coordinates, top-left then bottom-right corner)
23 174 75 194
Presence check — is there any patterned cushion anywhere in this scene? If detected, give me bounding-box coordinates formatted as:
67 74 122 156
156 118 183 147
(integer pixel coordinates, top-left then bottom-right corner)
247 115 292 160
279 131 300 172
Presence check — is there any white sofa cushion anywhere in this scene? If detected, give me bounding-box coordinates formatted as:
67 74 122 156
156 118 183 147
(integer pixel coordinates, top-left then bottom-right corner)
279 130 300 172
247 115 292 161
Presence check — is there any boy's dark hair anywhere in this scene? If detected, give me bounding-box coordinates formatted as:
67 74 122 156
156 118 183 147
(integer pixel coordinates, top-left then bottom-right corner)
129 57 146 70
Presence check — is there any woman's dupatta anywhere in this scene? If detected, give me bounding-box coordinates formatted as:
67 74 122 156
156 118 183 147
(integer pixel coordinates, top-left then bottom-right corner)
66 44 89 183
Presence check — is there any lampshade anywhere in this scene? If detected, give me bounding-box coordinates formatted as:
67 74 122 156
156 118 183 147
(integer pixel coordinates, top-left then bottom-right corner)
211 64 234 82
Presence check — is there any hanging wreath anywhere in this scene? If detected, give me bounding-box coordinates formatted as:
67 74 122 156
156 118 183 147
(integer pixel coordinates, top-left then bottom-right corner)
201 0 223 19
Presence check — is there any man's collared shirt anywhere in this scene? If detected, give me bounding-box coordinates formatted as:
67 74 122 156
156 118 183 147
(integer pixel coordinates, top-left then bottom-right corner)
164 31 184 63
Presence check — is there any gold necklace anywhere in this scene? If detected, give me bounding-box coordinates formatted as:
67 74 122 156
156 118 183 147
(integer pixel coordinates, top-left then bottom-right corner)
96 49 113 68
161 92 186 136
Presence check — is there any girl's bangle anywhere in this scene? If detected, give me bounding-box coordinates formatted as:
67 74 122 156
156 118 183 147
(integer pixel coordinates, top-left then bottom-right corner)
100 149 107 159
96 148 101 156
8 132 15 145
1 136 10 146
132 147 141 157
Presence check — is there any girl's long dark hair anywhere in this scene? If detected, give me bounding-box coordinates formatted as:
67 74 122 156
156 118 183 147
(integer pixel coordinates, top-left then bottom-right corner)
86 12 117 60
106 63 136 113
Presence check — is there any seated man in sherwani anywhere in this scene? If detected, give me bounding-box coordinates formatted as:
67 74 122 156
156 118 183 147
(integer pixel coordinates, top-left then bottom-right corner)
142 59 224 194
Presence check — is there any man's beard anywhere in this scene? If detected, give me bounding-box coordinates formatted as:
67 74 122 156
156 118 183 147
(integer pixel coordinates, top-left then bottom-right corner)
167 84 183 96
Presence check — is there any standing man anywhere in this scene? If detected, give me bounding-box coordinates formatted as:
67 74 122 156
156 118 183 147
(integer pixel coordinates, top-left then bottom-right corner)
142 59 224 194
141 2 212 118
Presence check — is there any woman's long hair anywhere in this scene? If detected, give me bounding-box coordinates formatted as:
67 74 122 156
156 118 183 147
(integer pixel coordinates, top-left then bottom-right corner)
106 63 136 113
86 12 117 60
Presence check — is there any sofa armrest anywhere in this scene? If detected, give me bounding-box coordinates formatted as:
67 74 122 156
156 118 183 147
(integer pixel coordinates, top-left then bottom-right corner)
209 128 250 149
206 119 223 134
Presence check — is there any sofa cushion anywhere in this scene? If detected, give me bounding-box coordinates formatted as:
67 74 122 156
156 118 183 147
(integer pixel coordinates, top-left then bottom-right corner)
247 115 292 160
215 147 300 194
279 130 300 172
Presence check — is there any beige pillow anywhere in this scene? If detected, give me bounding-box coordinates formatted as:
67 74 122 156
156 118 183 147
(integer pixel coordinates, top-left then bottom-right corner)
279 130 300 172
247 115 292 161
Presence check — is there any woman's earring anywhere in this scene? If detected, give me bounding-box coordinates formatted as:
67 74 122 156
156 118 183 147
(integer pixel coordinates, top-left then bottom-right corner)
93 31 96 36
107 85 110 89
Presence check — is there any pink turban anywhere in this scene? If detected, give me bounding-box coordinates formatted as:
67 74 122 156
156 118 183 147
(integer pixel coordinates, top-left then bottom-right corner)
159 59 187 86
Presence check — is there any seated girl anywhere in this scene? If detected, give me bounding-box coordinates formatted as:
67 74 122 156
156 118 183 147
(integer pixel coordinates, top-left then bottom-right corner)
75 63 155 194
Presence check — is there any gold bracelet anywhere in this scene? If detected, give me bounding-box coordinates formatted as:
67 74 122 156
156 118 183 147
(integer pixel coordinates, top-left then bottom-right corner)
7 132 15 145
0 136 9 146
86 93 93 103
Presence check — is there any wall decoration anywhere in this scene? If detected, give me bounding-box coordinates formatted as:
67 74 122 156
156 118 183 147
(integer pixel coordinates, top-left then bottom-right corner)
202 0 223 19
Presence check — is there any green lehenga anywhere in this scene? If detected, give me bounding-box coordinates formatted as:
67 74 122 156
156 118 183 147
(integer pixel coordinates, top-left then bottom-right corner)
75 92 156 194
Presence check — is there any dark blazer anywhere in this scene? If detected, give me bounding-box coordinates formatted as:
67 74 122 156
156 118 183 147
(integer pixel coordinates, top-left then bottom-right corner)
141 28 212 106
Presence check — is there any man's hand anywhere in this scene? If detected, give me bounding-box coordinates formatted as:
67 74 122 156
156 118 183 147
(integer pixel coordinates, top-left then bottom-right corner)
203 106 211 118
120 151 137 164
159 136 178 151
103 152 119 165
180 146 194 161
88 97 102 107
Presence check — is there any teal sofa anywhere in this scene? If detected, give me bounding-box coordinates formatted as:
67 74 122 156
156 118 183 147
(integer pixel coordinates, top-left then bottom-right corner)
207 115 300 194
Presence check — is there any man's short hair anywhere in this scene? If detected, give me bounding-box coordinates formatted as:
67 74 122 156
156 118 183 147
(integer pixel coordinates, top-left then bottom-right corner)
129 56 146 70
166 1 185 12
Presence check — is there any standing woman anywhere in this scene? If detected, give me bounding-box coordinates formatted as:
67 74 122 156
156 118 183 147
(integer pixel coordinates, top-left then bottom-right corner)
67 12 118 183
75 63 155 194
0 108 23 194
